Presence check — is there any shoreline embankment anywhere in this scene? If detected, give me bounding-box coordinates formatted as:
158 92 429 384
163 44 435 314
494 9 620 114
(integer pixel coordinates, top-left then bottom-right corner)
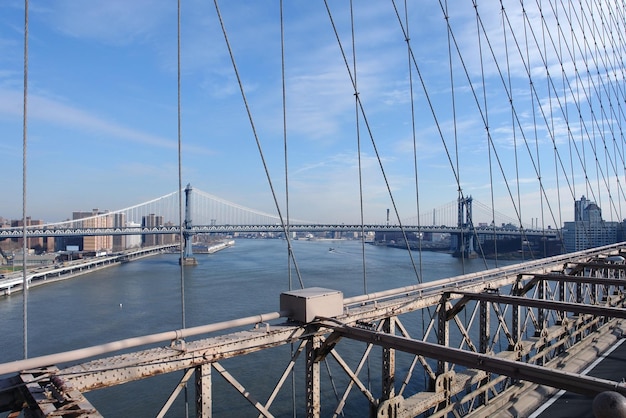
0 240 234 297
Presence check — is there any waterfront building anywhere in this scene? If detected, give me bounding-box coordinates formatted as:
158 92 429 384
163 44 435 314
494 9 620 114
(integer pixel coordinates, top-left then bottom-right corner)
10 217 47 252
73 209 113 253
9 251 59 267
142 214 164 246
126 221 142 248
162 221 177 245
112 213 126 252
562 196 622 252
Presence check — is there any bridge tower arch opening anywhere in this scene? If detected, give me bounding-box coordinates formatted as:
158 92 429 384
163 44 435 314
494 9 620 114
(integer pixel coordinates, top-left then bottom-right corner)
180 184 198 266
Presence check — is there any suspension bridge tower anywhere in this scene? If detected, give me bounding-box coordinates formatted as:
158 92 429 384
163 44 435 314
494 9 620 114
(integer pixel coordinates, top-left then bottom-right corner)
452 196 477 258
180 184 198 266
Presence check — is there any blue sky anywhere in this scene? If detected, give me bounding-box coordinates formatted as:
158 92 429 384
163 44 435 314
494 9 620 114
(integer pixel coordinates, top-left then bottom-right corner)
0 1 623 226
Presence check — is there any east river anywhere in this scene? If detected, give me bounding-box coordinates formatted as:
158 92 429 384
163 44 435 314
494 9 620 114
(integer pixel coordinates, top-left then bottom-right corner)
1 239 514 417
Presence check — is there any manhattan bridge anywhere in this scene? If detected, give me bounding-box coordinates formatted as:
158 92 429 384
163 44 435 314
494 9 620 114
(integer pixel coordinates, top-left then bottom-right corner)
0 185 559 259
2 1 626 417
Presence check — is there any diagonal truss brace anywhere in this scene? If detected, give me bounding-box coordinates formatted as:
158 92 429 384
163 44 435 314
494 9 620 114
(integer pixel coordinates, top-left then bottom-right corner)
213 361 274 417
156 367 195 418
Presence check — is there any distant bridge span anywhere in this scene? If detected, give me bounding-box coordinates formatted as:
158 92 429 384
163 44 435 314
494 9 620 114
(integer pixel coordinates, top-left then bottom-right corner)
0 224 559 238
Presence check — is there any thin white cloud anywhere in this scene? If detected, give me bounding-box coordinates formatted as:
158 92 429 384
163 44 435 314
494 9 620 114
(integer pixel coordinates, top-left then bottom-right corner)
43 1 173 46
0 87 214 155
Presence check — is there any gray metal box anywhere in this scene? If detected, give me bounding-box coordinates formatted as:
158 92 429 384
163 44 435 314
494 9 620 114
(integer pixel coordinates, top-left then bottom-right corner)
280 287 344 323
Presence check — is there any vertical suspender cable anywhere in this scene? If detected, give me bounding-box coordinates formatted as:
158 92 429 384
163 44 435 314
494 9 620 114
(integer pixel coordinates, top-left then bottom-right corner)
444 0 464 273
579 2 592 201
473 0 497 266
501 0 523 260
567 1 577 218
213 0 304 289
349 1 367 296
348 0 372 392
22 0 29 360
404 0 422 287
177 0 186 331
337 0 422 283
279 0 292 293
590 2 601 214
555 0 565 250
406 0 429 389
538 0 549 257
176 2 189 414
278 2 297 416
522 0 543 250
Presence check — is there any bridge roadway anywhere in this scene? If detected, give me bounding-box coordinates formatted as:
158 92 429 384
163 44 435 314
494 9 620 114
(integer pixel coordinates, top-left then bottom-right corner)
0 244 177 296
529 338 626 418
0 223 559 238
0 243 623 417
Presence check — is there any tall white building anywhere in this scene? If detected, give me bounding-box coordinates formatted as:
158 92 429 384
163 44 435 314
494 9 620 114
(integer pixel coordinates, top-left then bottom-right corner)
126 221 142 249
563 196 621 252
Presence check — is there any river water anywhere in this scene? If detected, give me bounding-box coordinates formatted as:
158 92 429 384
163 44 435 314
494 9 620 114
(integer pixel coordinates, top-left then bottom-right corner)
1 239 512 417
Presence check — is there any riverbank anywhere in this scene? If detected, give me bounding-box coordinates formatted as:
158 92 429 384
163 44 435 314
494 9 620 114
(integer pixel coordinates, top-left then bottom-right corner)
0 240 234 296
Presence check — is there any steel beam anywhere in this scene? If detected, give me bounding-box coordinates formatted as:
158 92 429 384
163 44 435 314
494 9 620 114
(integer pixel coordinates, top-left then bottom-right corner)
18 367 103 418
382 317 396 402
0 376 23 415
330 323 626 398
195 363 212 418
0 311 285 377
437 294 450 376
306 335 321 418
479 298 490 406
451 291 626 319
518 273 626 296
63 324 305 392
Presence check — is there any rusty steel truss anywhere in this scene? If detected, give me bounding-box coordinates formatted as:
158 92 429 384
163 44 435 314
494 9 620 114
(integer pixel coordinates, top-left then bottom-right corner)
1 244 626 417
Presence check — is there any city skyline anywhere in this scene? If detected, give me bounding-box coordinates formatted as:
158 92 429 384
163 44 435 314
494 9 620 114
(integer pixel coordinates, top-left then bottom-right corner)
0 190 573 231
1 1 623 226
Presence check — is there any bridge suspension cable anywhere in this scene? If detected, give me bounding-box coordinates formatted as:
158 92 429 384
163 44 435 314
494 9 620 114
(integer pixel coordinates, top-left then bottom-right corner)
325 0 423 283
7 2 626 416
213 0 305 289
21 0 29 360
